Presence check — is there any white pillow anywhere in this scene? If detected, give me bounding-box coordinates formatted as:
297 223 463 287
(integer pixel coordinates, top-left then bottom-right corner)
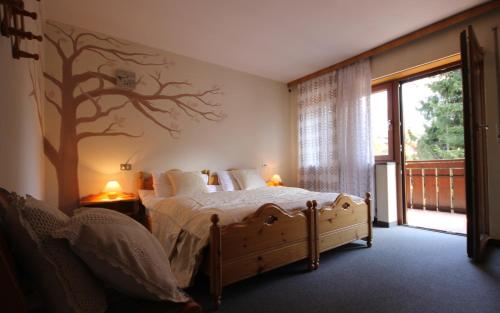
138 189 155 200
51 208 189 303
231 169 267 190
201 173 209 185
137 189 160 209
151 171 172 197
0 193 107 313
206 185 223 193
216 170 240 191
166 171 209 196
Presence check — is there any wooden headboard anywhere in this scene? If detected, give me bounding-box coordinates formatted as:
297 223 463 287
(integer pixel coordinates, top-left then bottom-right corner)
137 170 219 191
138 172 154 190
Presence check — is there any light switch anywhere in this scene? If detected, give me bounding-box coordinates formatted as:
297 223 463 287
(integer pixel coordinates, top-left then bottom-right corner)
120 163 132 171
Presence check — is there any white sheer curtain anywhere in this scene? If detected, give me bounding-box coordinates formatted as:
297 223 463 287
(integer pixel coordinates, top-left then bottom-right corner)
298 60 373 197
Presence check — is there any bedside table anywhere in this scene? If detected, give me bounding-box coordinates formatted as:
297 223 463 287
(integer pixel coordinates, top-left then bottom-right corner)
79 193 140 221
266 182 284 187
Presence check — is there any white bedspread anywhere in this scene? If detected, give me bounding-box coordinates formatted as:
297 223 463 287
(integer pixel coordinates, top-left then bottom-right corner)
139 187 355 287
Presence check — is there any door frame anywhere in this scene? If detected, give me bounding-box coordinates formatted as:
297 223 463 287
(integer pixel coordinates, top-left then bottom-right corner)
372 58 462 225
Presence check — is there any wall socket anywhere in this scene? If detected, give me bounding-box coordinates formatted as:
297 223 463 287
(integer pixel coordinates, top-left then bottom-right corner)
120 163 132 171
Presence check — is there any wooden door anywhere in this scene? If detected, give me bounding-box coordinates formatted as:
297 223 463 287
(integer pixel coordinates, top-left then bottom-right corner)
460 26 489 260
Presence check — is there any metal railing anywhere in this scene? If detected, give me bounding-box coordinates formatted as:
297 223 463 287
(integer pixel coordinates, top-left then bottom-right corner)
405 159 466 214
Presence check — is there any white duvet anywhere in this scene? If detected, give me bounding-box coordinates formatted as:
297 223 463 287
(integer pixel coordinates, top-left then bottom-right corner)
139 186 354 288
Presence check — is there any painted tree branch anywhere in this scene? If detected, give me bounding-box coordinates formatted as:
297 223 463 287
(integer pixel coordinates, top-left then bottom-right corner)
176 88 222 106
130 99 180 137
73 71 116 87
44 72 63 89
43 136 59 168
45 22 163 67
136 98 172 115
171 98 223 121
28 63 44 132
149 71 191 95
76 88 129 124
73 86 224 126
45 92 62 114
77 121 142 142
44 33 67 59
47 21 75 43
74 86 221 107
75 32 128 49
79 46 165 66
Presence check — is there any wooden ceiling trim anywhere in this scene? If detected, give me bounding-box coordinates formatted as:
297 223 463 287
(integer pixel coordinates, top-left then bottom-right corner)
371 53 461 86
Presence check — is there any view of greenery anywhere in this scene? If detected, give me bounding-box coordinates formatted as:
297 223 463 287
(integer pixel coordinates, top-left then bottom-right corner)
413 69 464 160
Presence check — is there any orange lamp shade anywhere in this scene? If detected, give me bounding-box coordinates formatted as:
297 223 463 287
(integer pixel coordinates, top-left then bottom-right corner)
271 174 282 184
103 180 122 199
268 174 282 186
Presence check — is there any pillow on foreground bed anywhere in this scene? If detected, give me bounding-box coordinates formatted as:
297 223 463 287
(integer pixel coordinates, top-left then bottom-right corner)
152 169 182 197
0 191 107 313
231 169 267 190
216 170 240 191
51 208 189 303
167 171 209 196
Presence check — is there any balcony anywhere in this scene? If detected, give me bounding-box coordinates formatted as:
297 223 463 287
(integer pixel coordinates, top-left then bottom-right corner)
404 159 466 234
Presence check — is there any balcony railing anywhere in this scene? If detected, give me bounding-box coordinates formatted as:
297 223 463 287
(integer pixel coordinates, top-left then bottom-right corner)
405 159 465 214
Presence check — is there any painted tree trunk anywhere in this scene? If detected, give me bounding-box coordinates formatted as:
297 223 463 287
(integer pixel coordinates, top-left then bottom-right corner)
56 115 80 213
56 140 79 214
55 61 80 214
44 110 80 214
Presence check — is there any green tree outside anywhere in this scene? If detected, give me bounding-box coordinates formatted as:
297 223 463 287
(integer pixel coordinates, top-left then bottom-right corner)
416 69 464 160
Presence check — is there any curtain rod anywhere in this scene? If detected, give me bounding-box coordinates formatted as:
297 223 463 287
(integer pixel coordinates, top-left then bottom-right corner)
287 0 500 88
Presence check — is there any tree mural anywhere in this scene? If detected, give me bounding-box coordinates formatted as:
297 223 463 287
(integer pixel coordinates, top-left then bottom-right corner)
41 22 225 213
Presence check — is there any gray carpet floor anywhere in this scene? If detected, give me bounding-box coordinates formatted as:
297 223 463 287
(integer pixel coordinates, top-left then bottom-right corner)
188 226 500 313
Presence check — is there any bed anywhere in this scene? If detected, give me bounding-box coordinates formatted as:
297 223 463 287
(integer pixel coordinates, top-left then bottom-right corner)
137 171 372 308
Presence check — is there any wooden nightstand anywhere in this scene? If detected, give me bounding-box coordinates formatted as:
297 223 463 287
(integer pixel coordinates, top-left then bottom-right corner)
79 193 141 221
266 182 284 187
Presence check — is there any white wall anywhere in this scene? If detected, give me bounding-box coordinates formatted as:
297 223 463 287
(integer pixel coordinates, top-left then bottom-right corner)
0 0 45 198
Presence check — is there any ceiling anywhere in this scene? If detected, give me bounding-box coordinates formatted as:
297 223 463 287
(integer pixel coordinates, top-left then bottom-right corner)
44 0 487 82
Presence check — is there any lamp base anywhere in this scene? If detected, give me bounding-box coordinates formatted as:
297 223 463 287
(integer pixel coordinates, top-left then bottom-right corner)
107 193 118 200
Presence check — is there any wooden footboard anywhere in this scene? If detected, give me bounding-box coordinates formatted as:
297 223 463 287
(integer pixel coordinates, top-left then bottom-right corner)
209 201 317 308
314 193 372 267
208 193 372 308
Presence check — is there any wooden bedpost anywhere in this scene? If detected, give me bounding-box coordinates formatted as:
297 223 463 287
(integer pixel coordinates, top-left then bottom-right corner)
210 214 222 309
312 200 319 269
137 202 152 232
306 200 319 270
365 192 373 248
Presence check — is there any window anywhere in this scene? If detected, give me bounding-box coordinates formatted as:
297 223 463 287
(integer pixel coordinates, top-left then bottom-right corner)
371 83 393 161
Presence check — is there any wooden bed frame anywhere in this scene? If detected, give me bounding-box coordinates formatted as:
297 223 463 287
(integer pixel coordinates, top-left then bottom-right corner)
137 172 372 309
